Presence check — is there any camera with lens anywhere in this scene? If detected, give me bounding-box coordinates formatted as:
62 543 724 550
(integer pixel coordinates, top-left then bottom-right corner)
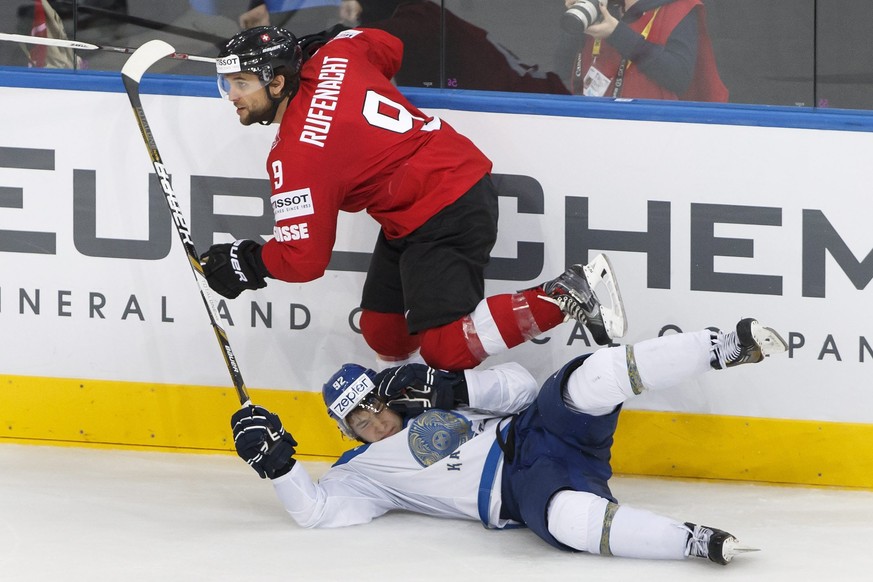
561 0 604 35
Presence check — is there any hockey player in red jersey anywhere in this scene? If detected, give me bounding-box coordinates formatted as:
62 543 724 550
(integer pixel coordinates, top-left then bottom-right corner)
201 26 626 370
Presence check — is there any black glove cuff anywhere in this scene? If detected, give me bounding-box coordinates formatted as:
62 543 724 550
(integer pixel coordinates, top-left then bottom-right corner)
451 374 470 406
249 243 271 280
270 457 297 479
200 240 271 299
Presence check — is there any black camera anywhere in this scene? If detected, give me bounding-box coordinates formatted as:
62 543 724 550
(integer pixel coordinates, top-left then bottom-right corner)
561 0 604 35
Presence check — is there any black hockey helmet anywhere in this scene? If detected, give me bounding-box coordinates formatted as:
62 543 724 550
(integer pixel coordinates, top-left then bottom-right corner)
216 25 302 85
216 26 303 123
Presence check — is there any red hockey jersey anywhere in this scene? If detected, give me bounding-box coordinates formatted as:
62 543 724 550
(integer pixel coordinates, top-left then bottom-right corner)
260 28 493 283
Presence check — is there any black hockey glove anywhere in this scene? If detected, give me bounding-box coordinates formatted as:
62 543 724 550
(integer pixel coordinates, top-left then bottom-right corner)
373 364 469 416
231 405 297 479
199 239 270 299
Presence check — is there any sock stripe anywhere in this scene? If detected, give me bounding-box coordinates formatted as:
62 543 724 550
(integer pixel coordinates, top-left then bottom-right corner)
599 501 620 557
511 292 543 342
625 345 645 395
460 314 489 363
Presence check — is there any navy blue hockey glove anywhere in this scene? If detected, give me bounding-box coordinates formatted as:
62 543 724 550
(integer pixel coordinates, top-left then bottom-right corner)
373 364 469 416
199 239 270 299
231 405 297 479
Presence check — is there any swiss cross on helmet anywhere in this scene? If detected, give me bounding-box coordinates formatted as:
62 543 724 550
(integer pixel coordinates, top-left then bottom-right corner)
217 25 302 85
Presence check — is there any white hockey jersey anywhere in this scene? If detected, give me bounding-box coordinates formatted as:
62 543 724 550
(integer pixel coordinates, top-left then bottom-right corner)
272 363 539 529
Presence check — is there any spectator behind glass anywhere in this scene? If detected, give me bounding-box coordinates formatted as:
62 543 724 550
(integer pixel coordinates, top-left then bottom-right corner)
352 0 570 93
12 0 81 69
565 0 727 102
239 0 356 29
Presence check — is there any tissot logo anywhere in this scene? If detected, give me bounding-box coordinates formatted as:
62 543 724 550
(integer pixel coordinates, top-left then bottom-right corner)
271 188 314 222
215 55 241 73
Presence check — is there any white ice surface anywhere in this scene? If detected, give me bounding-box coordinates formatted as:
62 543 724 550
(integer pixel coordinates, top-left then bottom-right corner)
2 443 872 581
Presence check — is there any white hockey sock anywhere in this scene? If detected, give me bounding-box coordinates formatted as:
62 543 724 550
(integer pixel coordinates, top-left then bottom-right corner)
546 491 688 560
628 330 713 392
463 297 509 357
547 490 609 552
604 504 689 560
563 330 714 415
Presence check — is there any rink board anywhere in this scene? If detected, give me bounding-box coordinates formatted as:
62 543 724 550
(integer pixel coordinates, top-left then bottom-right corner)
3 374 873 489
1 70 872 487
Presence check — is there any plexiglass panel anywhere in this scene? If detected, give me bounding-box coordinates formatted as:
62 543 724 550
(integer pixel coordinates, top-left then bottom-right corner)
0 1 871 111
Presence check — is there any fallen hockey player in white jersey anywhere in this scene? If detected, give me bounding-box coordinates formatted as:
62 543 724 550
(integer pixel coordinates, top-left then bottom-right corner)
231 318 787 565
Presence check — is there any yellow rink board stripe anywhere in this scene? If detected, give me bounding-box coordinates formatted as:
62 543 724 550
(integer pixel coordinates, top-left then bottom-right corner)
0 375 349 460
2 374 872 489
610 410 873 489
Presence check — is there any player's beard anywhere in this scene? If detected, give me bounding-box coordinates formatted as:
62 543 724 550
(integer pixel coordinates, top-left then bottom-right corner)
239 99 275 126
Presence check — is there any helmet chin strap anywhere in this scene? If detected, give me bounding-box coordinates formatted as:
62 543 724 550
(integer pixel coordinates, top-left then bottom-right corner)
256 77 300 126
257 87 285 126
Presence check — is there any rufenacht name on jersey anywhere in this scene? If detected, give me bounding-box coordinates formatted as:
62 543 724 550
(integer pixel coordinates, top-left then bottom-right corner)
299 56 349 148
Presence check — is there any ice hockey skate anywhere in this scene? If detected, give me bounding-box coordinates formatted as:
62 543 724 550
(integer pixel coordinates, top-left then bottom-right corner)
712 318 788 370
684 523 759 565
541 253 627 346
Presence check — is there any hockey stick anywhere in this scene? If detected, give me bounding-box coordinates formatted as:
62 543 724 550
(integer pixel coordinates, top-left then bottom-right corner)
121 39 250 406
0 32 216 63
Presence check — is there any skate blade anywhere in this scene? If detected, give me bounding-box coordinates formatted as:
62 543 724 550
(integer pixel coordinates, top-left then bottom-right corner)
750 321 788 356
583 253 627 339
723 540 761 563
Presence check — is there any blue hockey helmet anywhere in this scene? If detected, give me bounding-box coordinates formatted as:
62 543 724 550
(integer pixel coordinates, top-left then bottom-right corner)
322 363 379 439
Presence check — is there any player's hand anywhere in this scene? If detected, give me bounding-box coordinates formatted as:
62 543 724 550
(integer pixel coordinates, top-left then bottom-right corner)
339 0 361 27
199 239 269 299
231 405 297 479
373 364 468 416
239 3 270 29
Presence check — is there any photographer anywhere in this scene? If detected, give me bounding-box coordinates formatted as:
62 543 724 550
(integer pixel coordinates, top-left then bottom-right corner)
563 0 727 102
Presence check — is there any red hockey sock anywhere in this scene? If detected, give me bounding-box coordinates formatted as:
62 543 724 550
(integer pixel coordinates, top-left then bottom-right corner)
360 310 420 360
487 287 565 349
418 288 565 370
419 320 483 371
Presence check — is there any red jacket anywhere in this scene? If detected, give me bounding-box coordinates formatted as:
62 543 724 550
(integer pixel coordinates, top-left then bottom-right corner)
572 0 727 101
